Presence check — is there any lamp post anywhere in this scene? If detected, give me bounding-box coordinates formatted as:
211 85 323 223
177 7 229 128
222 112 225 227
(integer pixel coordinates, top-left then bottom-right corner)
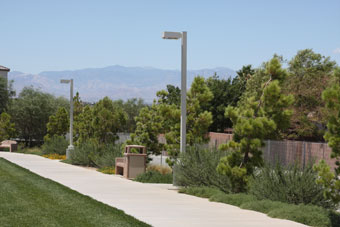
162 31 187 153
60 79 74 159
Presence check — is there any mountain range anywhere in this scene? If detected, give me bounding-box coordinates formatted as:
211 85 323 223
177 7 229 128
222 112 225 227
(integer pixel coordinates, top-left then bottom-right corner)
9 65 236 102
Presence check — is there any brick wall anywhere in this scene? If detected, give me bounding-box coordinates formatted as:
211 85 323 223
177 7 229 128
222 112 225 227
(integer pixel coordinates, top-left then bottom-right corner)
208 132 233 148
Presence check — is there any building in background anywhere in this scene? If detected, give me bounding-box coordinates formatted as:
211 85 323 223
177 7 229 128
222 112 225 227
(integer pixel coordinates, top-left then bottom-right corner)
0 65 10 81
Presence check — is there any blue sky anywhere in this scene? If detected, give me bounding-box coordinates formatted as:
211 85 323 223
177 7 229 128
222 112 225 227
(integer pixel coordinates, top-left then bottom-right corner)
1 0 339 74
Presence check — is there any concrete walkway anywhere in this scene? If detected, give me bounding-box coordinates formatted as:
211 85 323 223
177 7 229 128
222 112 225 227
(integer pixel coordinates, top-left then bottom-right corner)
0 152 307 227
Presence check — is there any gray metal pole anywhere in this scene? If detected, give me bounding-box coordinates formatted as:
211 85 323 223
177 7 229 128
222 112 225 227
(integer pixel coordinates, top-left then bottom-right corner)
70 79 74 147
66 79 74 159
180 31 187 153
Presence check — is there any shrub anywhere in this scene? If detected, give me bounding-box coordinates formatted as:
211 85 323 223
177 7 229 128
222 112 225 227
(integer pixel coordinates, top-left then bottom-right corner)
134 171 173 184
92 143 123 168
17 146 43 155
173 145 231 192
314 160 340 206
146 165 172 175
42 135 68 155
240 199 286 213
268 204 335 227
0 147 10 152
179 186 340 227
179 186 223 198
209 192 257 207
249 163 334 208
42 154 66 160
69 141 97 166
69 141 123 167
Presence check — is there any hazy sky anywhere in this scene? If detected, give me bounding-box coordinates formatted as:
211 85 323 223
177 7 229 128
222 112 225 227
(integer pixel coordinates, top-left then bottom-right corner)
1 0 339 74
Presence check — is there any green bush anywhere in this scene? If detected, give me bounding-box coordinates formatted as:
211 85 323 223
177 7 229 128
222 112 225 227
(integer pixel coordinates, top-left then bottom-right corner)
92 143 123 168
69 141 97 166
18 147 43 155
268 204 336 227
69 142 123 167
209 192 257 207
42 135 68 155
178 186 223 198
240 199 286 213
179 186 340 227
147 165 172 175
249 163 334 208
173 145 231 192
179 186 256 206
134 171 173 184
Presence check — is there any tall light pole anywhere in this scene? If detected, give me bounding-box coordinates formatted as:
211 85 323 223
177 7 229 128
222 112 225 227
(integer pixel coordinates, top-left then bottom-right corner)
60 79 74 159
162 31 187 153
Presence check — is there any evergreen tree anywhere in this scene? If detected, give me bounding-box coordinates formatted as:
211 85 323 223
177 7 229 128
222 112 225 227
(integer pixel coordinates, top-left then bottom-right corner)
322 67 340 173
44 107 69 141
205 74 233 132
204 67 255 132
313 67 340 205
164 76 213 165
130 76 213 166
74 105 94 144
217 57 294 192
73 92 84 117
285 49 337 141
128 103 165 156
231 65 255 105
0 112 16 141
122 98 147 133
91 97 127 143
8 87 68 146
0 77 15 114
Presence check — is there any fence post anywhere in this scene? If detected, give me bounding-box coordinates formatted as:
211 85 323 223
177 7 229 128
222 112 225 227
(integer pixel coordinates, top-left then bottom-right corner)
303 141 306 169
322 143 325 159
267 140 271 162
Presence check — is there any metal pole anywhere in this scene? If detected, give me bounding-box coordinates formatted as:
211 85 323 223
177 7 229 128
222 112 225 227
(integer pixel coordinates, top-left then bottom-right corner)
70 79 73 147
180 31 187 153
66 79 74 159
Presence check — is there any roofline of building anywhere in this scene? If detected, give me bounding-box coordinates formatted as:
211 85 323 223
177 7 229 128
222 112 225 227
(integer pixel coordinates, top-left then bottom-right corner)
0 66 10 72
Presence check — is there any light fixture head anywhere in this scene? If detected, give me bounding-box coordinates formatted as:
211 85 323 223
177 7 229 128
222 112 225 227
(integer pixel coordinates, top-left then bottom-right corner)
162 31 182 40
60 79 71 84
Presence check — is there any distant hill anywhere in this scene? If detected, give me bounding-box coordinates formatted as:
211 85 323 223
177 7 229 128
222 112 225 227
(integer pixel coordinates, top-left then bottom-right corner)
9 65 236 102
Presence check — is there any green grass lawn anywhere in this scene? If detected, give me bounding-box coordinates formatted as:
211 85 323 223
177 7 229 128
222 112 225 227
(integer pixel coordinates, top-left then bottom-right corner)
0 158 150 227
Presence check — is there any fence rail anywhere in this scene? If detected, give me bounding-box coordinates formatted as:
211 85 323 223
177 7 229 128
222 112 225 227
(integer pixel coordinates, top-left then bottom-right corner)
208 132 337 170
262 140 337 169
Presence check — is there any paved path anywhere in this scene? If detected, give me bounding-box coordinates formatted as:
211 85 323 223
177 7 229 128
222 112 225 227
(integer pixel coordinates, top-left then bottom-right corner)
0 152 307 227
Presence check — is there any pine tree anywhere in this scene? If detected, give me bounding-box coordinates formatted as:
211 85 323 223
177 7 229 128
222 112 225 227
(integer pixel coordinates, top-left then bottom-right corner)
165 76 213 166
74 105 94 144
128 103 166 156
91 97 127 143
0 112 16 141
217 57 294 192
130 76 213 166
322 67 340 173
44 107 69 141
313 67 340 205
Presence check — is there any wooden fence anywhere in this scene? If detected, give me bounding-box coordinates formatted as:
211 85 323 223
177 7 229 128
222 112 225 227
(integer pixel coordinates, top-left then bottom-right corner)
208 132 337 170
